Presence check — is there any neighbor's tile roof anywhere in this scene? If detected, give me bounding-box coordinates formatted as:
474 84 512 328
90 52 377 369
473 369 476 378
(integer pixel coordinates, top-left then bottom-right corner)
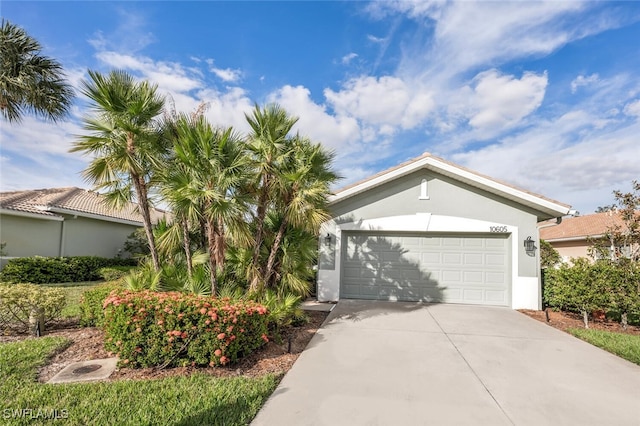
540 211 627 241
0 187 166 224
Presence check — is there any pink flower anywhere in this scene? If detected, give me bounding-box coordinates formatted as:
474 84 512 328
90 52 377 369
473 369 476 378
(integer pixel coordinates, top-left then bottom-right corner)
261 334 269 343
217 333 226 340
200 308 207 315
157 320 164 325
220 356 228 365
214 349 222 357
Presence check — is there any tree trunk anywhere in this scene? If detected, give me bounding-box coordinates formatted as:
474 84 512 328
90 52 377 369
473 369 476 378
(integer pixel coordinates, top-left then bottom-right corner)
213 220 225 272
621 312 628 329
132 173 160 271
181 218 192 278
29 307 44 337
581 310 589 329
264 217 288 288
250 176 270 292
205 218 218 295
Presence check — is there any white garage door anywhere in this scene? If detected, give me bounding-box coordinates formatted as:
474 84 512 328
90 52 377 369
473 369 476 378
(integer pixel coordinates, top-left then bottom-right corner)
341 233 510 306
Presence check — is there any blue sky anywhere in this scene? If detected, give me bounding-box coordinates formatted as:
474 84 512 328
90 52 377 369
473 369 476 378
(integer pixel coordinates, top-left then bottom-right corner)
2 1 640 215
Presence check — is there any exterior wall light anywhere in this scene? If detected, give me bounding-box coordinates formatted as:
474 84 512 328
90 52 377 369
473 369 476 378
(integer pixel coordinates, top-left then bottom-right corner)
324 233 332 245
524 236 537 255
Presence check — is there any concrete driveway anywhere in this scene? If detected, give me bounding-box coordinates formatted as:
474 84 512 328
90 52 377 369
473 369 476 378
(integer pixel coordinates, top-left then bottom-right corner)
252 300 640 426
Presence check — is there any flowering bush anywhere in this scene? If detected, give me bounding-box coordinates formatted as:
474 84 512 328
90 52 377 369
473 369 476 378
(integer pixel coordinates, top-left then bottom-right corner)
103 290 269 368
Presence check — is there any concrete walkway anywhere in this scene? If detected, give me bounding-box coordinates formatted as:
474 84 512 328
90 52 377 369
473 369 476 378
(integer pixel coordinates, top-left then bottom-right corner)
252 300 640 426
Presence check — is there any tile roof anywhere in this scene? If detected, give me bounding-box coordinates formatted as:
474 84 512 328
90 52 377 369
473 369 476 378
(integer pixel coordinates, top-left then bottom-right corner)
0 187 166 224
539 211 628 241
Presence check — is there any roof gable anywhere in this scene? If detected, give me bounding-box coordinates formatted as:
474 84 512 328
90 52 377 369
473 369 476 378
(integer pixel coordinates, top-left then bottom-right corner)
0 187 166 225
330 153 571 220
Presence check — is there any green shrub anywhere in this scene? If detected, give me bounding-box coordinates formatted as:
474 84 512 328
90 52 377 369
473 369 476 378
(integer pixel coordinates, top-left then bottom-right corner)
97 266 135 282
544 258 640 328
79 282 122 327
0 283 66 333
103 290 269 368
0 256 137 284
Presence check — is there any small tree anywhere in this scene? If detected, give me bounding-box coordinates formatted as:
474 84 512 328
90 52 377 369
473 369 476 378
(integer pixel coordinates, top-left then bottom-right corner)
589 181 640 328
540 239 561 269
544 258 607 328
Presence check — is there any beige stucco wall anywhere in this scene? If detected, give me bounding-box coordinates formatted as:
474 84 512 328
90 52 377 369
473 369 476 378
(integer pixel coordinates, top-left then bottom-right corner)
0 212 141 263
549 240 591 262
63 216 140 257
0 214 62 257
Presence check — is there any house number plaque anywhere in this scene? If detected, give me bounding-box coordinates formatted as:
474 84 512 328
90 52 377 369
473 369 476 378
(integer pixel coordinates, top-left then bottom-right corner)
489 226 508 233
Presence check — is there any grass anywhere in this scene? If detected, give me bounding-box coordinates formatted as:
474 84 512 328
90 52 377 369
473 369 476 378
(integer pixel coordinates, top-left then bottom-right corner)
43 281 105 319
568 328 640 366
0 337 279 425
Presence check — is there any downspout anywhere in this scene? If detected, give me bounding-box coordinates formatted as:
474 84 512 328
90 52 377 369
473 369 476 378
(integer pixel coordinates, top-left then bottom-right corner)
59 219 66 257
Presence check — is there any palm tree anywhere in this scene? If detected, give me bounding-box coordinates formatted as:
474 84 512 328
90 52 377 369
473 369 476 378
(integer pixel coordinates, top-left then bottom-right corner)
263 136 339 288
0 19 73 123
244 103 298 292
70 70 166 271
163 114 250 294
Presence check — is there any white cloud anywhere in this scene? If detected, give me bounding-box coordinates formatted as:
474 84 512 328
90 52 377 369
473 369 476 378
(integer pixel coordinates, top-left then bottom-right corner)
95 51 203 93
205 59 242 83
367 34 386 43
623 99 640 118
324 76 434 131
450 108 640 214
211 67 242 83
466 69 548 133
571 73 600 93
268 85 360 152
87 8 155 53
341 53 358 65
0 116 88 191
195 87 255 132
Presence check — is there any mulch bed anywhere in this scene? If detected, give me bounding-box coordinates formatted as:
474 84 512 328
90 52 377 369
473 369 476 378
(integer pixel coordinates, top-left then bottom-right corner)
1 311 329 383
519 308 640 336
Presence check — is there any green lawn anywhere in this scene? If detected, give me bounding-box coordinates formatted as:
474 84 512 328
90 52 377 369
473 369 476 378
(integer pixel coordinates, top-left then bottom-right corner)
568 328 640 366
0 337 279 425
43 281 105 319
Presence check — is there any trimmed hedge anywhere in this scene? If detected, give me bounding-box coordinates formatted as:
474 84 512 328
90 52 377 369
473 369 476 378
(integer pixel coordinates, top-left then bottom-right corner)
79 281 123 327
103 290 270 368
0 283 66 333
0 256 137 284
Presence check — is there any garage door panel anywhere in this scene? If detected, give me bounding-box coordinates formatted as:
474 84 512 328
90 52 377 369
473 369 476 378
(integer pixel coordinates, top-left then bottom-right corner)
486 254 506 266
442 253 462 265
341 233 509 306
463 271 483 283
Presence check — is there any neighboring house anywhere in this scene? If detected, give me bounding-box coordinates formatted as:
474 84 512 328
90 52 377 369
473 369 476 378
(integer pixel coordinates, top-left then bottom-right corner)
0 187 166 267
316 153 571 310
539 211 627 262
